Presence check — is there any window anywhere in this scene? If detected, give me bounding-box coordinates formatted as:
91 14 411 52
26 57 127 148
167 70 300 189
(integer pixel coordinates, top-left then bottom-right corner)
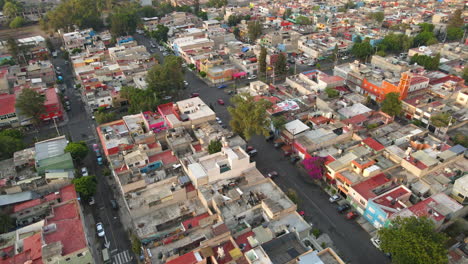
368 207 376 214
77 253 84 257
359 199 366 205
458 193 465 199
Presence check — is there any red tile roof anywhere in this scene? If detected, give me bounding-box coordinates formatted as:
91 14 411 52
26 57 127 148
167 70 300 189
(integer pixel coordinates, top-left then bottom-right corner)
213 240 235 264
235 231 254 252
182 213 210 230
13 185 77 213
408 197 445 222
362 137 385 152
372 186 411 212
0 233 44 264
44 88 59 106
44 200 87 256
0 94 16 116
148 150 178 165
166 252 202 264
351 173 391 200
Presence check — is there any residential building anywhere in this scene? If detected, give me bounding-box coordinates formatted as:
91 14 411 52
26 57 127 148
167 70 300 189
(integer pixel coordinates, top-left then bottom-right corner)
0 94 18 127
452 174 468 205
40 88 64 122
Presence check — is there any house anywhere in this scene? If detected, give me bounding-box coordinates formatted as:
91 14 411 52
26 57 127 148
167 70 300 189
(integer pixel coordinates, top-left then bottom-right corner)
452 174 468 205
0 94 18 127
40 88 64 122
347 173 394 213
363 185 412 228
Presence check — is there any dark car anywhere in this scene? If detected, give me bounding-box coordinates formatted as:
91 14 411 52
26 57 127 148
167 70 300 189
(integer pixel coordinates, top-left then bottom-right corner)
265 171 278 178
337 204 350 213
247 149 258 157
283 151 292 157
218 84 227 89
274 142 284 148
110 199 118 210
290 156 300 164
265 134 274 141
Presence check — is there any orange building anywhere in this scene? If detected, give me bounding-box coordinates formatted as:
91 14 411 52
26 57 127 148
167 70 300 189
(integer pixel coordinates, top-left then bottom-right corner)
360 72 427 102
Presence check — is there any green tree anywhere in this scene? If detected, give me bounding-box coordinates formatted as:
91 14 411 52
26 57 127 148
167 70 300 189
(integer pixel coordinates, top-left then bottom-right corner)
430 112 451 127
247 20 262 42
378 33 413 54
150 24 169 43
95 112 117 124
295 15 311 25
110 6 139 37
9 16 25 28
410 53 440 71
351 41 373 60
0 135 24 160
381 92 402 117
369 12 384 24
15 88 45 124
193 0 200 14
208 140 223 154
146 55 184 96
325 88 339 98
418 23 434 33
271 115 286 132
206 0 227 8
354 35 362 43
120 86 159 114
45 37 54 52
3 1 22 19
72 175 97 200
332 44 339 62
228 93 273 140
131 234 142 255
0 213 14 233
274 53 287 76
258 46 267 77
378 217 448 264
413 31 437 47
286 189 299 204
462 65 468 84
44 0 103 31
197 11 208 20
0 128 23 139
451 133 468 147
446 26 463 41
65 141 89 161
233 27 240 39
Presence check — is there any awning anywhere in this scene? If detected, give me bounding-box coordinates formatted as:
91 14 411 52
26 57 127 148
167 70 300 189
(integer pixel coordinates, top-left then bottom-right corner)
232 72 247 78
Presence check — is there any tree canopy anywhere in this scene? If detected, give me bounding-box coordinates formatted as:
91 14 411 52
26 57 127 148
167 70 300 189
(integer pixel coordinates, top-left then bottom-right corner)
410 53 440 71
274 53 287 77
302 157 326 180
206 0 227 8
258 46 267 77
247 21 262 42
381 92 402 117
378 33 413 54
228 93 273 140
150 24 170 43
146 55 184 96
110 5 139 37
295 16 312 25
227 14 251 27
15 88 45 124
430 112 451 128
0 213 14 233
413 31 438 47
9 16 25 28
0 129 24 161
95 111 117 124
446 26 463 41
368 12 384 24
351 41 373 60
271 115 286 132
72 175 97 200
208 140 223 154
378 216 448 264
43 0 103 31
3 0 22 19
65 141 89 161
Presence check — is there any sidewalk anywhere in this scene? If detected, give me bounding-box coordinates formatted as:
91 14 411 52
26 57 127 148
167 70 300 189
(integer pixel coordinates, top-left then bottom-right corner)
82 204 103 264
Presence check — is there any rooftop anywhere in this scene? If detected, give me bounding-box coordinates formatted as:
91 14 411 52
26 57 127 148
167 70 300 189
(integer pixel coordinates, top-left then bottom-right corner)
351 173 391 200
34 136 68 161
0 94 16 116
262 232 307 264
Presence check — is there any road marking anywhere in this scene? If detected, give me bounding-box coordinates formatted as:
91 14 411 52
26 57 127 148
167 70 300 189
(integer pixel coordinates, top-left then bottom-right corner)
113 250 133 264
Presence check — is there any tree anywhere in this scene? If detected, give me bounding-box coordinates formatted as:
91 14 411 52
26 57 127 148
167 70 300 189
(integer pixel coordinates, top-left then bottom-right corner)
208 140 223 154
286 189 299 204
0 135 24 160
378 33 413 54
325 87 339 98
95 112 117 124
146 55 184 96
418 23 434 33
206 0 227 8
65 141 89 161
302 156 326 180
72 175 97 200
199 71 207 78
3 1 21 19
120 86 160 114
110 6 139 37
430 112 451 128
44 0 103 31
378 216 448 264
446 26 463 41
0 128 23 139
351 41 373 61
0 213 14 233
258 46 267 77
381 92 402 117
448 9 464 28
131 234 142 255
150 24 169 43
247 20 262 42
193 0 200 14
228 93 273 140
15 88 45 124
368 12 384 25
9 16 25 28
413 31 437 47
410 53 440 71
197 11 208 21
354 35 362 43
463 65 468 85
274 53 287 77
295 15 311 25
451 133 468 147
233 27 240 39
271 115 286 132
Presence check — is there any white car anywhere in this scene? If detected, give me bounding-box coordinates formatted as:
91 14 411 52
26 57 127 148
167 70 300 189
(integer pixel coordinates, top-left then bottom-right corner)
248 75 257 80
329 194 341 203
96 222 105 237
370 237 381 249
81 167 89 177
183 80 189 86
216 117 223 124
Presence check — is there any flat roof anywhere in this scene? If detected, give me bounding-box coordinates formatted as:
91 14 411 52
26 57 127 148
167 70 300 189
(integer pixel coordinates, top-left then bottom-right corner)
285 119 310 135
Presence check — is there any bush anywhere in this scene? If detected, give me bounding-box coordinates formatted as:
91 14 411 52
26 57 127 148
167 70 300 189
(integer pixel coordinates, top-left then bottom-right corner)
131 234 142 255
199 71 207 78
366 123 379 130
321 242 327 248
331 189 337 195
312 228 321 238
286 189 300 204
325 88 339 98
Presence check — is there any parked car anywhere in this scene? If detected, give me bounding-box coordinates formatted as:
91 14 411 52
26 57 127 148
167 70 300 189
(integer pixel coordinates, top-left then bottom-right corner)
110 199 118 210
329 194 342 203
183 80 189 86
65 105 71 111
247 75 257 80
274 142 284 148
298 211 305 217
290 156 300 164
265 134 274 141
96 222 105 237
163 96 172 101
346 211 359 220
217 99 225 105
247 149 258 157
89 197 95 205
216 117 222 124
63 96 69 101
81 167 89 177
265 171 278 178
217 84 227 89
337 204 350 213
190 92 199 98
283 150 292 157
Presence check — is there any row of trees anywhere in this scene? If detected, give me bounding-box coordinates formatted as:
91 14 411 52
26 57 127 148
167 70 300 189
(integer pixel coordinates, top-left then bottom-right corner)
410 53 441 71
2 0 26 28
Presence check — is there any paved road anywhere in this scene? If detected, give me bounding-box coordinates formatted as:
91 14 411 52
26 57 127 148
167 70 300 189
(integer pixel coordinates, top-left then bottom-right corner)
23 49 136 264
133 34 389 264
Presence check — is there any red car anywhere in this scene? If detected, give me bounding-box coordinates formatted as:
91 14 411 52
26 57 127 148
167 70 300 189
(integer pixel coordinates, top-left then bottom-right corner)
217 99 225 105
191 92 199 98
298 211 305 217
346 211 359 220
